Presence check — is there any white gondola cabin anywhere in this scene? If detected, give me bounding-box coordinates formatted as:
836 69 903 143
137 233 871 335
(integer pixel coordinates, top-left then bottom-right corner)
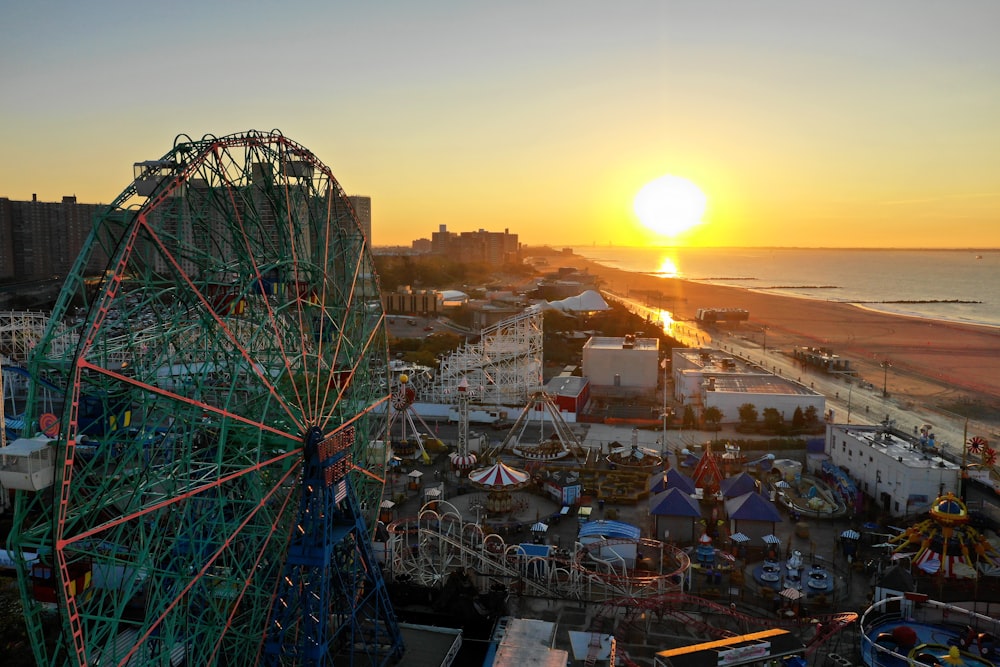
0 436 55 491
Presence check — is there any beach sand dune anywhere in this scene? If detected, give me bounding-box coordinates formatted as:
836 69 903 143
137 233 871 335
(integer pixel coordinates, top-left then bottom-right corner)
550 253 1000 415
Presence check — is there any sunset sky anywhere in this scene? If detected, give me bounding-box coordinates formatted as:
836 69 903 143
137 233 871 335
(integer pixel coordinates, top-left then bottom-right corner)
3 1 999 248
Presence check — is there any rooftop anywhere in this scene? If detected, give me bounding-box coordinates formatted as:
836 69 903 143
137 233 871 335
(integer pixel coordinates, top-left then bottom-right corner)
584 336 658 351
839 425 960 470
708 374 819 397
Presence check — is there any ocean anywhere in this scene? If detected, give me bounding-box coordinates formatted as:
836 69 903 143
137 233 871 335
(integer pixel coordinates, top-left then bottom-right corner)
570 247 1000 329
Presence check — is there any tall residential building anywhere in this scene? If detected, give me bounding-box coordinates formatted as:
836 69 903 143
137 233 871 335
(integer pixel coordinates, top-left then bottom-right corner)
428 225 519 265
0 194 108 281
348 195 371 244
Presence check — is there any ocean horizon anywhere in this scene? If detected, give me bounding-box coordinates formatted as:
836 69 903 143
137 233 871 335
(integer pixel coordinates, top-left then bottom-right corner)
569 246 1000 329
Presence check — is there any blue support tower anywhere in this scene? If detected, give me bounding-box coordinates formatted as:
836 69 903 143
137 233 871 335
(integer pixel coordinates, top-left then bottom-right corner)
265 425 404 665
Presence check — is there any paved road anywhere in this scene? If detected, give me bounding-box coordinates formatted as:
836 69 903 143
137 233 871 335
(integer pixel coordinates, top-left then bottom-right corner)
705 330 997 465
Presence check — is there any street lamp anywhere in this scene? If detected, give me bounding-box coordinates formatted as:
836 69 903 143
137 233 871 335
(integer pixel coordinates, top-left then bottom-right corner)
660 356 669 455
880 359 892 397
761 326 769 354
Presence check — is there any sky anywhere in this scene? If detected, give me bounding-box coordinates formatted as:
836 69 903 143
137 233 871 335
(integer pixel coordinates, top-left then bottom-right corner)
3 1 1000 249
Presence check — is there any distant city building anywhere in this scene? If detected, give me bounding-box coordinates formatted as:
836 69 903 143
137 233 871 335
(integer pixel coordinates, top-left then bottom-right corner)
534 267 599 300
582 335 659 393
428 224 520 265
672 347 825 424
382 286 442 315
825 423 960 518
348 195 371 243
469 301 523 332
411 237 432 253
0 195 108 281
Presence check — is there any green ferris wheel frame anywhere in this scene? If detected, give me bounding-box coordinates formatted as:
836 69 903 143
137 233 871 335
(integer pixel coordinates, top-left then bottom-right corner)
9 130 398 666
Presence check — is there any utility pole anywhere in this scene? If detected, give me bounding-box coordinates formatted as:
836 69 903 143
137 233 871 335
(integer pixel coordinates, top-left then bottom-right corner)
880 359 892 397
660 356 669 455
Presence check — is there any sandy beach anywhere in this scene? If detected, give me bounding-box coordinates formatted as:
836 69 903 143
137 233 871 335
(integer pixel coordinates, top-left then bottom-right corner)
548 253 1000 416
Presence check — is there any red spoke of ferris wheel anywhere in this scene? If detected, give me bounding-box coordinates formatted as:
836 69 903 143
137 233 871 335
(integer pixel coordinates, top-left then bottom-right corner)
133 209 305 434
117 456 303 667
209 141 310 417
313 229 374 431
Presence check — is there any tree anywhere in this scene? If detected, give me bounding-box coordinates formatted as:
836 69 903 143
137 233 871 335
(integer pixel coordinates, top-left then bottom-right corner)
702 406 724 431
804 405 819 425
762 407 783 431
738 403 759 427
792 406 805 429
683 405 697 429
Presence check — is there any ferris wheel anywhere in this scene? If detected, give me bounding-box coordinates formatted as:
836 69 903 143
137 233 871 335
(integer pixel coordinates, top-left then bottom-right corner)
9 130 402 666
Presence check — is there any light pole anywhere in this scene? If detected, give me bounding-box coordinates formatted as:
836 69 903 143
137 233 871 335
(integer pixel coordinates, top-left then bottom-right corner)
761 325 769 354
661 357 668 454
846 382 853 424
880 359 892 397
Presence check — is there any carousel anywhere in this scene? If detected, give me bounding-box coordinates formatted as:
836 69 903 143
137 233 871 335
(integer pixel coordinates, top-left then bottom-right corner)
606 428 663 470
889 492 1000 578
467 460 531 514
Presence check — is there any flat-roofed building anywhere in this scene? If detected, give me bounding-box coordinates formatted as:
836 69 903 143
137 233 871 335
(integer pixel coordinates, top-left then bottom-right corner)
826 423 960 518
382 286 442 315
672 347 825 424
543 375 590 416
582 335 658 392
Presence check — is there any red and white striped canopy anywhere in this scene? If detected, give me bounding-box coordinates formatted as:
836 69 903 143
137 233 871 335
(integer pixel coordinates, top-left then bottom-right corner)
468 461 529 489
913 549 977 578
449 452 478 469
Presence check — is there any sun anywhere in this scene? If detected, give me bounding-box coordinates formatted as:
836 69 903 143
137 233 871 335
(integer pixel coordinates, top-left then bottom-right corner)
633 175 707 237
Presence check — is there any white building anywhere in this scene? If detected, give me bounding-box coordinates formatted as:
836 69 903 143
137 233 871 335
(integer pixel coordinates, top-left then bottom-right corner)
671 348 825 424
582 335 658 392
826 423 960 518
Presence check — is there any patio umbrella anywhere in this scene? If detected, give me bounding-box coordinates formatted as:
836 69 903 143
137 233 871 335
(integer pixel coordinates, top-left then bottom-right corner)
408 470 424 479
531 522 549 533
775 480 791 489
840 529 860 540
763 534 781 545
780 587 804 601
730 532 750 544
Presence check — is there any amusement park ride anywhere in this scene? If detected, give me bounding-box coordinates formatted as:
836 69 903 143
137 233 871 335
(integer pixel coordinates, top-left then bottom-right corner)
1 131 403 666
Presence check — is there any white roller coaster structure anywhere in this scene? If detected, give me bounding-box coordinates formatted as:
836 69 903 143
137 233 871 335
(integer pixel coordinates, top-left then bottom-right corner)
383 501 690 603
421 307 544 408
0 311 75 364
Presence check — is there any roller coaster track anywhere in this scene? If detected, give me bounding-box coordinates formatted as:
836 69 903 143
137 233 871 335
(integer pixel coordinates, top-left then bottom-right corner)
386 507 689 602
598 592 859 654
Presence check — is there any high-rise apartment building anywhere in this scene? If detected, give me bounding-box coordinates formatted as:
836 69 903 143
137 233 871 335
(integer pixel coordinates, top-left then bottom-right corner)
0 195 108 281
348 195 371 244
428 225 519 265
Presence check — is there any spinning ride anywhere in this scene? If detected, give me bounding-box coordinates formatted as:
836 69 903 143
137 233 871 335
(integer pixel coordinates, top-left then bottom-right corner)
890 493 999 577
9 130 402 666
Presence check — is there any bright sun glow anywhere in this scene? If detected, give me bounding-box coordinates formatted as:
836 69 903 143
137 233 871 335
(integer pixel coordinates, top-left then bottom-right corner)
656 257 679 277
633 175 707 237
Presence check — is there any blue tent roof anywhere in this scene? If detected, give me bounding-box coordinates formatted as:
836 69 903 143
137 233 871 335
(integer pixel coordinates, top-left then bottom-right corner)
515 543 554 557
578 520 640 540
720 472 758 498
648 487 702 518
648 468 696 495
725 491 784 522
